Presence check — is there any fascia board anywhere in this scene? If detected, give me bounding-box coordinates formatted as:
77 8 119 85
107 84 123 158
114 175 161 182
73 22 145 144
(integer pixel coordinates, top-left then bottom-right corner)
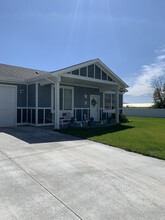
96 59 129 88
50 59 98 76
51 58 128 89
61 73 118 86
25 73 51 83
0 77 25 84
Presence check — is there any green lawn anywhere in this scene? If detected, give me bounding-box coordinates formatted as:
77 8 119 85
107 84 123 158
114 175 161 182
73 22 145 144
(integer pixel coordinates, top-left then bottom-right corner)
60 117 165 160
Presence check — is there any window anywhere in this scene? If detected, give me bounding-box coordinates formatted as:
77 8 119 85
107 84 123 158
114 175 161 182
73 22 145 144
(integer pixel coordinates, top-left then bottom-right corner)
60 87 73 111
102 71 107 80
64 89 72 110
119 94 123 108
52 86 73 112
95 65 101 79
72 69 79 75
108 76 113 81
80 67 87 77
104 93 116 111
88 64 94 78
104 93 111 110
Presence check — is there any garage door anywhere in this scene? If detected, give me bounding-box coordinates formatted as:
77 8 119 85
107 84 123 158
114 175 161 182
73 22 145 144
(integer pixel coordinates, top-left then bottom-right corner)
0 85 17 127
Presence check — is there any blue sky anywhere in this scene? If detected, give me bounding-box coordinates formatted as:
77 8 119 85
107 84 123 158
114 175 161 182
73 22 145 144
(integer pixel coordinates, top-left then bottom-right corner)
1 0 165 103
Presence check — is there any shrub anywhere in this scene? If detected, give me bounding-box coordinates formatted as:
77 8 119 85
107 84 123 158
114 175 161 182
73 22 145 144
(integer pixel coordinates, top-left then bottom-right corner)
119 114 129 123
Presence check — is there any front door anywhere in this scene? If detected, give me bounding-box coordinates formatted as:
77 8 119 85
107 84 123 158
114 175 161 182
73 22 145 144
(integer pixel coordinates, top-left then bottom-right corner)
90 95 100 121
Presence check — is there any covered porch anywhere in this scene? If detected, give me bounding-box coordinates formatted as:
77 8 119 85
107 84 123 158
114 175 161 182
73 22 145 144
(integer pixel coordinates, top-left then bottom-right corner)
36 73 122 129
16 58 126 129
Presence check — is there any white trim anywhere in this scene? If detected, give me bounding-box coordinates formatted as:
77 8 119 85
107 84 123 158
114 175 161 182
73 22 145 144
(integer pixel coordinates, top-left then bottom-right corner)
95 59 128 87
74 108 90 109
50 59 98 76
94 64 96 79
51 85 74 113
61 72 118 86
0 77 25 84
60 82 99 90
54 82 60 129
53 59 127 89
51 84 55 113
103 92 116 113
21 107 53 126
21 108 23 124
61 85 76 90
38 107 53 109
0 59 128 89
16 107 28 125
104 91 116 94
26 85 28 123
15 86 17 127
60 85 74 112
90 95 100 121
115 90 119 123
36 123 53 127
35 82 38 126
101 70 107 81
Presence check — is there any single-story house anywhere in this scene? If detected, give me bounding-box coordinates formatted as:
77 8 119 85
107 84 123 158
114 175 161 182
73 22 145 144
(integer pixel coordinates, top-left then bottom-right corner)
0 59 128 129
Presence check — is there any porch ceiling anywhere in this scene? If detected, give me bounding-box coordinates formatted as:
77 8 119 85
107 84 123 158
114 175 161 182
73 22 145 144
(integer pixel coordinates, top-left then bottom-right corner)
38 74 124 92
60 75 118 92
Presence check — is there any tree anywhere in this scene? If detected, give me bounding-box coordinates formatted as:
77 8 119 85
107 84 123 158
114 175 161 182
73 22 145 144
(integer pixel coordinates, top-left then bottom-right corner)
152 76 165 108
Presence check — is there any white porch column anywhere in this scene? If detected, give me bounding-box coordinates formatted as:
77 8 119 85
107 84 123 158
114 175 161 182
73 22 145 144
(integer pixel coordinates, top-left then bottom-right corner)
115 87 119 124
54 80 60 129
35 82 38 126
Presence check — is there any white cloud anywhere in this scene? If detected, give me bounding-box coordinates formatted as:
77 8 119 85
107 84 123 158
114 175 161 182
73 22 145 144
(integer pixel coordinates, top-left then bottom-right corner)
128 48 165 96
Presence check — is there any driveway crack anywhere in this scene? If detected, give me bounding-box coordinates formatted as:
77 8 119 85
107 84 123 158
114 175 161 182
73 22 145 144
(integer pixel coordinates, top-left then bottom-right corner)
0 150 83 220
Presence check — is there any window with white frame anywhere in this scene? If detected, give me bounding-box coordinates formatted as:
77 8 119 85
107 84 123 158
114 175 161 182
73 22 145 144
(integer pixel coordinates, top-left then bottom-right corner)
60 87 73 111
51 86 73 112
104 92 116 111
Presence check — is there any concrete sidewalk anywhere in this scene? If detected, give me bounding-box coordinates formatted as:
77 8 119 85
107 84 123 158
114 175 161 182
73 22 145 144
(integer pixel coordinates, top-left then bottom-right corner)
0 126 165 219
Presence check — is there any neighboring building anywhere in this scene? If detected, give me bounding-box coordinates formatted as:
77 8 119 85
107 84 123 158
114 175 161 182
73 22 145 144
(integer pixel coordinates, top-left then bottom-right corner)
0 59 128 128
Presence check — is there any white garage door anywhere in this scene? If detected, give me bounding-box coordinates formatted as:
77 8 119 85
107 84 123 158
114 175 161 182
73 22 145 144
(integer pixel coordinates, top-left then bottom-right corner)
0 85 17 127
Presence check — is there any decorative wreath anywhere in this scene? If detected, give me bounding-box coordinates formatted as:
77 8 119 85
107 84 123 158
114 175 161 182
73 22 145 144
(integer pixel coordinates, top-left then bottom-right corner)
91 98 97 107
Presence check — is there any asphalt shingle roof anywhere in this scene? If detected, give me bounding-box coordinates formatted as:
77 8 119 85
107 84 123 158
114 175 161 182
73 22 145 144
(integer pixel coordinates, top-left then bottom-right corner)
0 64 48 82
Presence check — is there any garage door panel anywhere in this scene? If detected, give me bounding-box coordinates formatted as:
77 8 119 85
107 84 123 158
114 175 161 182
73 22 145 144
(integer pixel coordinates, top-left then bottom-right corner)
0 85 16 127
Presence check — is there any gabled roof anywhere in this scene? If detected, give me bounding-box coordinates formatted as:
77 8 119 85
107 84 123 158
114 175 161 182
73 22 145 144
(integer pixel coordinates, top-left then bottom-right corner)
50 59 96 74
0 59 128 89
50 58 128 88
0 63 48 83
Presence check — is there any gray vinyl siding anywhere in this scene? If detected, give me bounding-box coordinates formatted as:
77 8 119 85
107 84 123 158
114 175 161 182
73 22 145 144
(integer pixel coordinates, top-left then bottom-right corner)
28 84 35 107
0 83 27 107
17 84 27 107
74 86 103 108
38 84 51 107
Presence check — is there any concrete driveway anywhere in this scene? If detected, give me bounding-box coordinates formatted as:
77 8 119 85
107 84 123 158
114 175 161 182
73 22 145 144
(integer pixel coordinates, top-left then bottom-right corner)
0 126 165 220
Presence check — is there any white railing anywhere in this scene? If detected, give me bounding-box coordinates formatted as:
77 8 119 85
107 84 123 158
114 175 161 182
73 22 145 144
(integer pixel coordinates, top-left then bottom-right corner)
17 107 28 125
17 107 53 125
